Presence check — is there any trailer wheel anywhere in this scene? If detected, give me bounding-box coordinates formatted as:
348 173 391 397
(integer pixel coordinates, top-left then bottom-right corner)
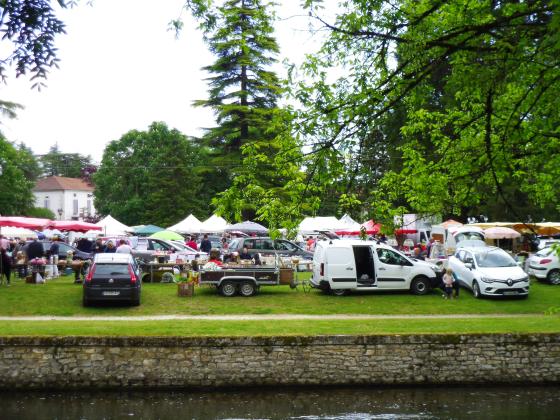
239 281 256 297
219 281 238 297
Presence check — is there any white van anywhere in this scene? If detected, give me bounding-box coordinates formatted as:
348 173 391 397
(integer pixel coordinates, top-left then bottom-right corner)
310 240 441 295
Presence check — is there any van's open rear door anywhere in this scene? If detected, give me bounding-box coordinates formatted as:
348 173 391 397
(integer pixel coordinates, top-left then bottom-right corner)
326 247 357 289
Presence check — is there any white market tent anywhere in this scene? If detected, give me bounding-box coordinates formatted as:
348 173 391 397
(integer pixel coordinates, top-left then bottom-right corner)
89 215 131 236
200 215 228 234
0 226 38 239
335 214 362 232
167 214 203 234
298 216 341 235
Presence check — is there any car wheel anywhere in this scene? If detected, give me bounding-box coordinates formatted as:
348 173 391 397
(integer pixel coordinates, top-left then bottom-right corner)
239 281 256 297
219 281 237 297
410 276 430 295
472 280 482 298
547 269 560 285
331 288 348 296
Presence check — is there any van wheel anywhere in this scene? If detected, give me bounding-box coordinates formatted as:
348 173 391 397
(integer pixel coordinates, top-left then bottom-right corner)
411 276 430 295
239 281 256 297
331 289 348 296
219 281 237 297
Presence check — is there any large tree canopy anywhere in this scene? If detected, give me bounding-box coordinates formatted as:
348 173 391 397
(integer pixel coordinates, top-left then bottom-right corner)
94 122 208 227
39 143 94 179
0 137 35 215
291 0 560 224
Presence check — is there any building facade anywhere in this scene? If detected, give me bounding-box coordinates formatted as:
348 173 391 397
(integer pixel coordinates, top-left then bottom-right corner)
33 176 96 220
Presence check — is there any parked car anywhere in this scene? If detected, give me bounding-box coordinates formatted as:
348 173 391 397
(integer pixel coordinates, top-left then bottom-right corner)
537 238 560 251
132 238 205 262
227 237 313 260
448 246 529 298
310 239 440 296
24 240 93 260
527 247 560 284
83 253 141 306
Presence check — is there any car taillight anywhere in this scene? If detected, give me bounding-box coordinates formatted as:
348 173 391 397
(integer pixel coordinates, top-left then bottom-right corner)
128 265 137 284
85 263 96 283
540 259 552 264
320 263 324 277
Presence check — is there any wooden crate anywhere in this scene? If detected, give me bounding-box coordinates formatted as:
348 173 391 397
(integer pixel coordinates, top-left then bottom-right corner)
279 268 294 285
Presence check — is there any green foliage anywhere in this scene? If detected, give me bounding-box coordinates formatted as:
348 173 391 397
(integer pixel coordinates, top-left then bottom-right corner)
0 0 69 89
292 0 560 222
25 206 55 219
39 144 94 179
0 137 35 215
94 122 209 227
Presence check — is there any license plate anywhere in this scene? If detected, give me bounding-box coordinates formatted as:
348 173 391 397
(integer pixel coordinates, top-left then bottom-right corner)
503 291 517 296
102 291 120 296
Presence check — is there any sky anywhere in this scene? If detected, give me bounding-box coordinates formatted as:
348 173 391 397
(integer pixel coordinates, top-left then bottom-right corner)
0 0 329 162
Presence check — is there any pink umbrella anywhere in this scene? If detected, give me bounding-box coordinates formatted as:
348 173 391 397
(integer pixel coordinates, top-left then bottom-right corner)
484 226 521 239
48 220 102 233
0 216 51 230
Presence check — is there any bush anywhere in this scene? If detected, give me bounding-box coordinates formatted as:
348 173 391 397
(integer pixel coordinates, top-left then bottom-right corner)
25 207 55 219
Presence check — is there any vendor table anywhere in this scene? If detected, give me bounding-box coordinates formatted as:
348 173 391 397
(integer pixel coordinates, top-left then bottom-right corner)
140 262 188 283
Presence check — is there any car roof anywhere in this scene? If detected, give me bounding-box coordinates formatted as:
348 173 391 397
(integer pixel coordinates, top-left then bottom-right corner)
93 253 133 264
316 239 396 250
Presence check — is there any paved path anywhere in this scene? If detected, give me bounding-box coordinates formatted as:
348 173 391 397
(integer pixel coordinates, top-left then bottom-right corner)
0 314 543 321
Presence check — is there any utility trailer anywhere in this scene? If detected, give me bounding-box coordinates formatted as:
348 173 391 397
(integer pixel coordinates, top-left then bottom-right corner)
199 266 282 297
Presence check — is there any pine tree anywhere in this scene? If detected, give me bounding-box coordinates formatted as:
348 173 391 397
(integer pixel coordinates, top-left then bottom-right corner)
191 0 284 216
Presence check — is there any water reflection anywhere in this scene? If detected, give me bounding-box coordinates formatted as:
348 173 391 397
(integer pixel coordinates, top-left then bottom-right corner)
0 386 558 419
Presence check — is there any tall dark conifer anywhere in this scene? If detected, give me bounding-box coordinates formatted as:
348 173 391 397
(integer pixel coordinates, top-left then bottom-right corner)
192 0 283 210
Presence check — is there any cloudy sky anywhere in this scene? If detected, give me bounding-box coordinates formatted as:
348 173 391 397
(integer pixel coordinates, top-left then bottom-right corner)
1 0 329 161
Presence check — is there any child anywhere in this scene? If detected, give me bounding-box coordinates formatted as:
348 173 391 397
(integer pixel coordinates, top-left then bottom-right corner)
443 268 454 299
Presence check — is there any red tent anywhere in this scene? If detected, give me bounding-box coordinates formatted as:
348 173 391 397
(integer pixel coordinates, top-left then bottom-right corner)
0 216 51 230
361 220 381 235
49 220 102 233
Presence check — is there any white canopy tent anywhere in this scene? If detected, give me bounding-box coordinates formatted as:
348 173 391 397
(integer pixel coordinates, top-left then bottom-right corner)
200 215 228 234
87 215 131 237
335 214 362 232
298 216 341 235
167 214 203 234
0 226 38 239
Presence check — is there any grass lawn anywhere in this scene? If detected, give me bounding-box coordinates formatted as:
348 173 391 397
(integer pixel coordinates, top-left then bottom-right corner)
1 316 559 337
0 274 559 317
1 274 559 336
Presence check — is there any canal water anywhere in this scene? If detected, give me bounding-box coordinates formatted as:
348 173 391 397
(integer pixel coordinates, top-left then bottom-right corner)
0 386 558 419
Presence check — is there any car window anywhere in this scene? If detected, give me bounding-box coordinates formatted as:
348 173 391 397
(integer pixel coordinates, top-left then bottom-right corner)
255 239 274 250
377 248 407 265
58 243 71 254
275 240 296 251
150 240 169 251
462 252 474 264
229 239 241 250
94 264 130 276
536 248 554 257
455 250 465 260
475 249 517 267
243 239 255 249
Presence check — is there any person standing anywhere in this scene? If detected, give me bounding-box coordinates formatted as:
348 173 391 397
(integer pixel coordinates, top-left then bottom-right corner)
186 236 198 251
92 238 105 254
0 248 12 286
442 268 454 299
26 238 45 261
116 239 132 254
48 237 60 278
200 234 212 254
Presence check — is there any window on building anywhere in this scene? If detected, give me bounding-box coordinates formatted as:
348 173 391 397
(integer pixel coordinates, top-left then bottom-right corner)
44 197 49 209
73 199 79 215
87 199 92 215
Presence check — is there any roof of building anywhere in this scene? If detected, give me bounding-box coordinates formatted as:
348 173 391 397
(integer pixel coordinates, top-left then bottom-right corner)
33 176 94 192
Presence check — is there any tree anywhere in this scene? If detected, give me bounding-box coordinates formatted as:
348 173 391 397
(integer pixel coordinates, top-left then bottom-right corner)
39 144 95 179
0 0 69 89
25 206 55 219
288 0 560 224
0 137 35 215
186 0 305 226
94 122 208 227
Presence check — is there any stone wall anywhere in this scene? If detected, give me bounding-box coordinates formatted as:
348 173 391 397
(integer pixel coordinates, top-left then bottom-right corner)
0 334 559 389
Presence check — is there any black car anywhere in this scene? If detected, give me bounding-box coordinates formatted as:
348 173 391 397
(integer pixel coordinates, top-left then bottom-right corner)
227 237 313 260
25 240 93 260
83 253 141 306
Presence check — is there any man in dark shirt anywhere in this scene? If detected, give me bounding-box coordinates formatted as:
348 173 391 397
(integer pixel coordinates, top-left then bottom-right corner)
26 239 45 260
92 238 104 254
200 234 212 254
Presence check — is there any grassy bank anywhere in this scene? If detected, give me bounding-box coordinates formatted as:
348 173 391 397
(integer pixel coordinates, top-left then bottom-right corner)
0 275 559 317
1 316 559 336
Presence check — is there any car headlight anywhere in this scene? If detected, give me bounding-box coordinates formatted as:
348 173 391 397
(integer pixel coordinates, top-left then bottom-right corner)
480 276 494 283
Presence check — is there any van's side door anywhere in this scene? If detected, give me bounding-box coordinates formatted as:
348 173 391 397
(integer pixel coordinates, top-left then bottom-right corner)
326 247 357 289
374 248 413 289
